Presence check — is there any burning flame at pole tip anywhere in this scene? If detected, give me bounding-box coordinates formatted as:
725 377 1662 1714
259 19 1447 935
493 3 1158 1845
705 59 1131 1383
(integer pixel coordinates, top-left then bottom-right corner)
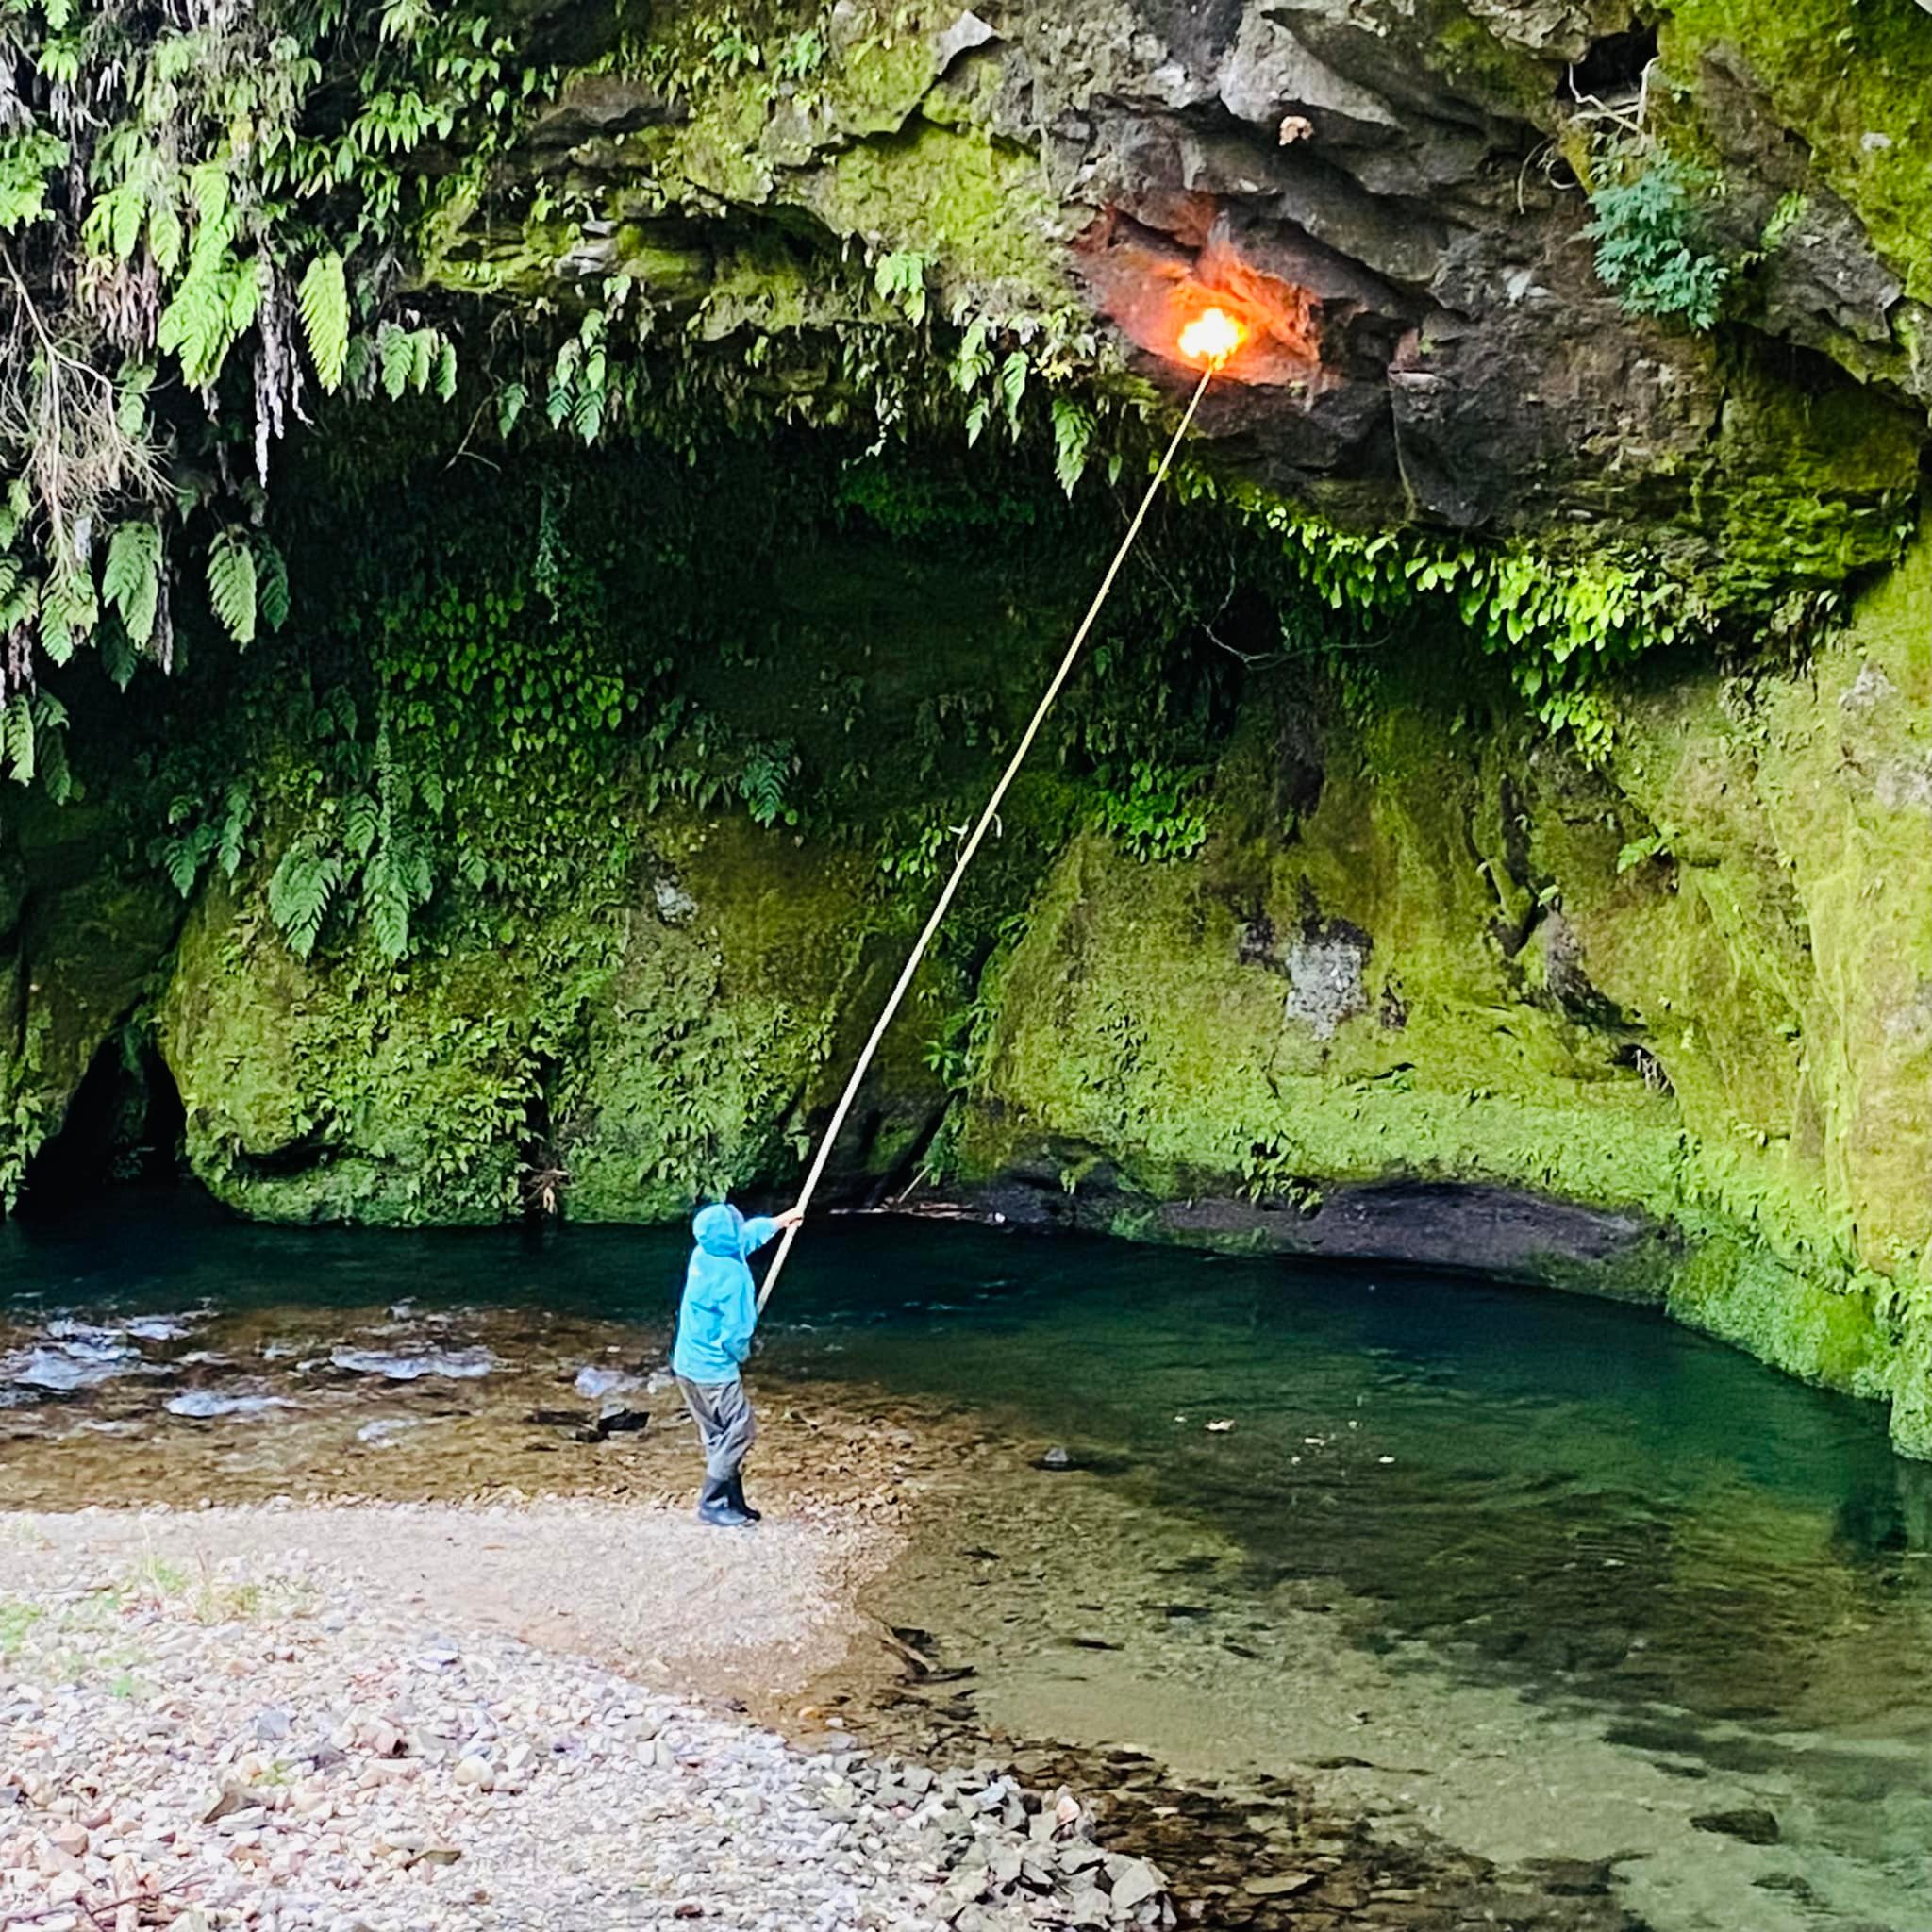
1178 306 1243 368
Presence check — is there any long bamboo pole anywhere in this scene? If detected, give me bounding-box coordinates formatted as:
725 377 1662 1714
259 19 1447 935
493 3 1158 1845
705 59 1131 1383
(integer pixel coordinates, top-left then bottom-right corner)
758 358 1223 1312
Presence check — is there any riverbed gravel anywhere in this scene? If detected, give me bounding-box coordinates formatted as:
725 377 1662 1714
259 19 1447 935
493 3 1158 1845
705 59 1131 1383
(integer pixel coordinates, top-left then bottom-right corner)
0 1507 1174 1932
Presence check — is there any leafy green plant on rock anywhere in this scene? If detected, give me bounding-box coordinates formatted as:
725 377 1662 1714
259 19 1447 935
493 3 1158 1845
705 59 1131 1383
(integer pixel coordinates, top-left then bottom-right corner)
1240 1133 1324 1214
739 739 801 829
1091 758 1212 862
1585 146 1734 331
153 780 254 899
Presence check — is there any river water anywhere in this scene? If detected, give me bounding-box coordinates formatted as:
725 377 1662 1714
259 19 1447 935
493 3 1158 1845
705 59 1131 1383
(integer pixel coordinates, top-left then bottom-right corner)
4 1200 1929 1930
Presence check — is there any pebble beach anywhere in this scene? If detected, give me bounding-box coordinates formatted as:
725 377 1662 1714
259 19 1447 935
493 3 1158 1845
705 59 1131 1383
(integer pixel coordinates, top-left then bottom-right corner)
0 1500 1174 1932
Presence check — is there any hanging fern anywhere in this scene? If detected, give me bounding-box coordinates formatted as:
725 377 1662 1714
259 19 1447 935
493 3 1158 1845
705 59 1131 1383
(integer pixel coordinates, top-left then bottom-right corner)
102 521 162 647
267 840 344 958
153 780 253 899
953 318 992 393
343 791 381 859
1 691 70 799
159 822 215 897
99 617 138 691
38 566 97 666
1 693 34 784
297 251 351 392
215 781 253 879
207 531 258 646
379 321 416 399
1051 396 1093 496
256 539 291 633
998 350 1030 442
873 250 929 326
362 812 434 961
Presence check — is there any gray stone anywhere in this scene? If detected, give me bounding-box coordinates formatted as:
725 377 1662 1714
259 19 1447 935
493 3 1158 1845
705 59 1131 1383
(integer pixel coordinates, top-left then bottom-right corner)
1109 1858 1166 1911
1064 1882 1113 1929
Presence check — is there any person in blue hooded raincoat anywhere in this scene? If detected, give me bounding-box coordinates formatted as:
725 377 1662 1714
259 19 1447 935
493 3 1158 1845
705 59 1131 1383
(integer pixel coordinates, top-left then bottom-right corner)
673 1199 803 1527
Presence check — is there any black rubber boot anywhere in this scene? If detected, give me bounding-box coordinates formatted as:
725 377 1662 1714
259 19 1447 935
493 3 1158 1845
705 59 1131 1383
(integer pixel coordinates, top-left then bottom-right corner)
728 1474 761 1523
696 1476 753 1528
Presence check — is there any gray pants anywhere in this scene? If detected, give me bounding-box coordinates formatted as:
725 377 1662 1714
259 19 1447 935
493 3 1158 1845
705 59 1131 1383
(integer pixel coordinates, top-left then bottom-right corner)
677 1374 757 1483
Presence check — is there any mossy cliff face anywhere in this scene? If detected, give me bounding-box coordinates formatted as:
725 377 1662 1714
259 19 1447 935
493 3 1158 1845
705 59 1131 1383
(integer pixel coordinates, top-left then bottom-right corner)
962 542 1932 1437
8 433 1908 1451
156 818 913 1227
417 0 1931 610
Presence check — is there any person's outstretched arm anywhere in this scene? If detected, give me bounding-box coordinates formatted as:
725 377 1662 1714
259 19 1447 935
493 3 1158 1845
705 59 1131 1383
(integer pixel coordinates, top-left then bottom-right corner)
740 1205 805 1254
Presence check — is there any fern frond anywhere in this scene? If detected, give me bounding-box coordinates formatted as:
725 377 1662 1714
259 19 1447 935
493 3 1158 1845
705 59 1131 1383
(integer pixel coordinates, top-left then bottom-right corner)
342 791 380 858
115 362 155 438
35 718 73 804
378 323 413 400
207 530 258 646
226 257 264 338
102 520 161 645
39 567 96 665
998 350 1029 441
146 192 182 276
157 271 227 388
570 380 604 444
1 692 32 784
99 615 138 691
953 319 992 392
739 740 798 828
217 780 253 878
1051 396 1093 497
160 824 214 897
267 840 342 958
297 252 350 391
255 538 291 632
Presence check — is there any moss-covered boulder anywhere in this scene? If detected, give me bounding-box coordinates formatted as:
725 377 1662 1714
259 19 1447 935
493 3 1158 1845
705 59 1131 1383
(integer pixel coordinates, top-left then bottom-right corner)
0 793 180 1208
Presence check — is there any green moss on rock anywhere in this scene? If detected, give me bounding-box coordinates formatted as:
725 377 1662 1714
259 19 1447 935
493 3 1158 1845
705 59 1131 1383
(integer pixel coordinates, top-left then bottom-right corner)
1661 0 1932 306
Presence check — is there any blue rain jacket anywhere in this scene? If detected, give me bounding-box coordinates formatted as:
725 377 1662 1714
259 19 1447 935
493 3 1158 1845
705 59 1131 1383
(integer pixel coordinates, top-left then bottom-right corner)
672 1204 782 1383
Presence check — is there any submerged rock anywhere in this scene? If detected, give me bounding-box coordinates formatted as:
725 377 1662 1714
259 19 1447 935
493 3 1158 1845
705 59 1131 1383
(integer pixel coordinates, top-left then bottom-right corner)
5 1334 145 1393
593 1406 650 1438
574 1364 642 1399
1691 1807 1782 1846
355 1417 426 1446
328 1346 496 1382
164 1390 296 1420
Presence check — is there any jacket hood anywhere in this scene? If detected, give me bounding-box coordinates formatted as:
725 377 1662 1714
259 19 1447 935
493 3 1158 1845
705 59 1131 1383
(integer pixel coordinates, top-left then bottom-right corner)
692 1203 745 1257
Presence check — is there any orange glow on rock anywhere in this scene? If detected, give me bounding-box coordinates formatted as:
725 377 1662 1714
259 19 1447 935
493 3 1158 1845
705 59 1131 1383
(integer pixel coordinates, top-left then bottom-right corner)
1177 306 1243 366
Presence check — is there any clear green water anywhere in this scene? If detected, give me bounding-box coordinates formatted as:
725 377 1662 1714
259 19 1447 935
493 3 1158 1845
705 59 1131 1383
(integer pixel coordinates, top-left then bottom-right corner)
5 1201 1931 1929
